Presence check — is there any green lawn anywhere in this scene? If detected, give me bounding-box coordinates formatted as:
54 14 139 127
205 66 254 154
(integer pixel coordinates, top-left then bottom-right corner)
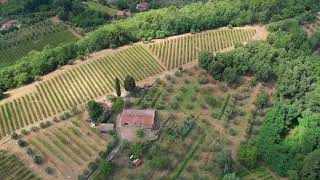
0 30 78 68
85 1 117 16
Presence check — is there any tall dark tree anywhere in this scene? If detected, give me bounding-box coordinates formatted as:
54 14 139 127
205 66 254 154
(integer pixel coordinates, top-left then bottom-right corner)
115 77 121 97
87 100 103 123
218 150 233 175
124 75 136 92
0 90 4 100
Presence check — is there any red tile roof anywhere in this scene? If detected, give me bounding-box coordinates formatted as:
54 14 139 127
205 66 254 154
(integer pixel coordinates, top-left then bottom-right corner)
136 2 150 11
1 20 17 29
120 109 155 129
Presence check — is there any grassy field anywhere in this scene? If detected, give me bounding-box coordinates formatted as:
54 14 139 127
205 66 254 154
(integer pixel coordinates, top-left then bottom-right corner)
23 117 111 179
0 30 77 67
148 28 256 70
0 150 39 180
85 1 117 16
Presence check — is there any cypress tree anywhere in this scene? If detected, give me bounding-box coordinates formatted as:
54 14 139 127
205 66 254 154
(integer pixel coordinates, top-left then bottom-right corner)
115 77 121 97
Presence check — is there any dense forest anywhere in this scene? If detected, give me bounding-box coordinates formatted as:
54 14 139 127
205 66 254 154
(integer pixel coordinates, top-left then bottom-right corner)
198 18 320 179
0 0 109 27
98 0 208 11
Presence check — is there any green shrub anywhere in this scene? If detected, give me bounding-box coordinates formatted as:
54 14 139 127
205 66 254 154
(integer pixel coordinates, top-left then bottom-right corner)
165 74 172 81
155 78 162 85
229 128 238 136
256 92 268 109
45 167 54 175
136 128 144 138
33 155 43 164
88 162 98 171
237 144 257 169
174 71 183 77
30 126 39 132
206 96 217 107
17 140 28 147
11 132 19 140
219 84 228 92
21 129 29 135
198 75 209 84
26 148 34 156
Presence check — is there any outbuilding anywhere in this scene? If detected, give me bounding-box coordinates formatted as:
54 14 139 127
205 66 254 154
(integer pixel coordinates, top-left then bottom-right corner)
136 2 150 12
98 123 114 133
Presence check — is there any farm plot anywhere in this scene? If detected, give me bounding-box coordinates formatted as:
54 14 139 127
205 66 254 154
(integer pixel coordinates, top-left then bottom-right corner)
85 1 117 16
0 150 39 180
0 45 165 140
0 21 78 67
148 28 256 70
23 118 111 179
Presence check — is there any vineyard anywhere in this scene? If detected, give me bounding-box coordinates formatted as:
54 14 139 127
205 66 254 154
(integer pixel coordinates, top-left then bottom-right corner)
0 45 165 140
0 150 38 180
0 21 68 49
0 21 78 67
23 119 111 179
148 28 256 69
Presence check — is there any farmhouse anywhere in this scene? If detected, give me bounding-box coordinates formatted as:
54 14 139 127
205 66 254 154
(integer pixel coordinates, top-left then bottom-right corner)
136 2 150 12
120 109 155 129
1 20 17 30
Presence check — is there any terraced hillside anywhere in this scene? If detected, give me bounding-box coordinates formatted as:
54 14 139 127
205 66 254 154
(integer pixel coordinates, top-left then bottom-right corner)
0 27 261 141
0 150 39 180
0 45 164 140
148 28 256 69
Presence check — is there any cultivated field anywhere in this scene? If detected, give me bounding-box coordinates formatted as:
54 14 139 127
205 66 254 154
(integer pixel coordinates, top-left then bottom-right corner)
0 150 39 180
85 1 117 16
0 27 262 141
20 117 112 179
0 21 78 67
0 45 164 140
148 28 256 69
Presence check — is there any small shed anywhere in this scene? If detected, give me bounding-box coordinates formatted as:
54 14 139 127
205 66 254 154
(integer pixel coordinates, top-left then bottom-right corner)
98 123 114 133
136 2 150 12
143 83 153 89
